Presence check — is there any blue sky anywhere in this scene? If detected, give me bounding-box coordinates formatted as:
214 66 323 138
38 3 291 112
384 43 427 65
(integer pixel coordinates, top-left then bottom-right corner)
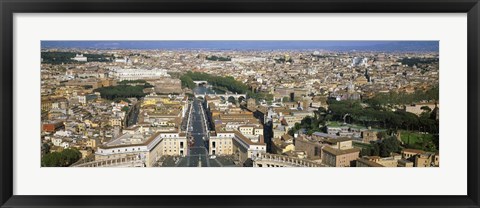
41 41 439 52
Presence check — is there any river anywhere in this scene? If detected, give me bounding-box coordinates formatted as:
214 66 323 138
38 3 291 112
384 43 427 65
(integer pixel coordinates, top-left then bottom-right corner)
193 85 215 95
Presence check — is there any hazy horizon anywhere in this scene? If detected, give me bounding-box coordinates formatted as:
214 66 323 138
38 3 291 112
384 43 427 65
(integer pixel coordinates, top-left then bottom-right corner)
41 41 439 52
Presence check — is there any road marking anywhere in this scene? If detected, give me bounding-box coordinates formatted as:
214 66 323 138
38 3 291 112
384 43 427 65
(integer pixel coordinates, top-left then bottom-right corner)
210 158 221 167
206 155 210 167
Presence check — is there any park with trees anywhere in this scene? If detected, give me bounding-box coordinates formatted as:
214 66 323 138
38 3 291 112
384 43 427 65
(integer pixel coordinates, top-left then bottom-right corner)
205 55 231 61
41 148 82 167
41 52 114 64
398 57 439 67
288 87 439 153
93 80 153 100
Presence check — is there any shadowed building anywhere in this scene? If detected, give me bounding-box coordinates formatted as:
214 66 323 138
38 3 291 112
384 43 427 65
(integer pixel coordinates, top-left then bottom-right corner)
320 138 360 167
322 146 360 167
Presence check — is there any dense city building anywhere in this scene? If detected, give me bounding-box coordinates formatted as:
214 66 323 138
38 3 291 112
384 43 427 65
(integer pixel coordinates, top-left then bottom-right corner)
40 41 439 168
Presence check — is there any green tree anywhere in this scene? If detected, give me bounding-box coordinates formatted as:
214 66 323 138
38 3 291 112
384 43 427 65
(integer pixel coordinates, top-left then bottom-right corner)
41 152 64 167
62 149 82 165
93 85 147 100
370 143 380 156
360 147 373 157
379 136 401 157
41 148 82 167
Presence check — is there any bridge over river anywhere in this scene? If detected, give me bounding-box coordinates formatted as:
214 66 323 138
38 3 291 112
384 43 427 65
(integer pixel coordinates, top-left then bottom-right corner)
194 92 246 101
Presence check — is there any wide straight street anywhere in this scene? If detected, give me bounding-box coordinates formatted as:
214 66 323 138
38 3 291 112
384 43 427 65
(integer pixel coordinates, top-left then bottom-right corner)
176 98 213 167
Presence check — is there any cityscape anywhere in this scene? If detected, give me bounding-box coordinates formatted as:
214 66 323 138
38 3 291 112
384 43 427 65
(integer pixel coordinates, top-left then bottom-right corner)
40 41 439 168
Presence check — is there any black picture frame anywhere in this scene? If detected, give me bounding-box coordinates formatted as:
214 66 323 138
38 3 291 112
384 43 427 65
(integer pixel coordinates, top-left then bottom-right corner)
1 0 479 207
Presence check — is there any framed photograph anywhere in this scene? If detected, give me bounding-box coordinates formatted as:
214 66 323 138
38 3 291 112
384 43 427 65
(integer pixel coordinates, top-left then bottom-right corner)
1 0 479 207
